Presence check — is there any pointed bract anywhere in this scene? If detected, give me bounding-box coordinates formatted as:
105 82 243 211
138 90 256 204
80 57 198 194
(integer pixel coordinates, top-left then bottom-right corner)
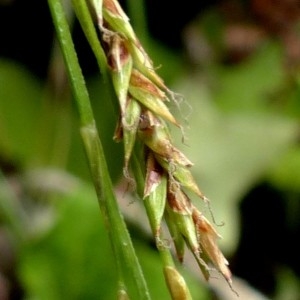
102 0 136 41
129 70 179 126
155 154 205 199
138 111 192 167
123 97 141 169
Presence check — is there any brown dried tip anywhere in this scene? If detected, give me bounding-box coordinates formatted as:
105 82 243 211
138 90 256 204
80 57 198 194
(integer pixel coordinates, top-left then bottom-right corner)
129 70 180 126
130 69 166 99
192 205 238 295
143 152 167 240
167 181 192 215
106 34 131 72
103 0 128 20
113 116 123 142
144 152 165 198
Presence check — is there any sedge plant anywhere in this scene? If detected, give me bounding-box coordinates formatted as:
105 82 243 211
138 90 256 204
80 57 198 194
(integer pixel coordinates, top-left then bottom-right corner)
48 0 238 298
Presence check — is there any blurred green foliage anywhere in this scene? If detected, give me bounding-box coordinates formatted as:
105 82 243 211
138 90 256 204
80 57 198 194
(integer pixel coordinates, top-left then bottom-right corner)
173 42 299 253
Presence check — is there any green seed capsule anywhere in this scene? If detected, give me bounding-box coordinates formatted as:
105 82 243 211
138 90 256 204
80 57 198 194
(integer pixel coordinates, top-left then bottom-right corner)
144 153 167 238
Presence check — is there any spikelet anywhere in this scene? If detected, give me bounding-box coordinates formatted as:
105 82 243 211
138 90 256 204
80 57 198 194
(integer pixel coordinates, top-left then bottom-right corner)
88 0 236 294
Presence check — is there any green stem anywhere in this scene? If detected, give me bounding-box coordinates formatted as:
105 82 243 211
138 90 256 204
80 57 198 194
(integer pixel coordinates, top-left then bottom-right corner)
48 0 93 126
48 0 151 299
71 0 108 80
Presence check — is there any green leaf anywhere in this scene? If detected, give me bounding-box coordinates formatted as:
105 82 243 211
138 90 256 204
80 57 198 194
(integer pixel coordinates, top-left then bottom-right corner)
18 183 118 300
268 146 300 191
214 42 284 112
18 181 209 299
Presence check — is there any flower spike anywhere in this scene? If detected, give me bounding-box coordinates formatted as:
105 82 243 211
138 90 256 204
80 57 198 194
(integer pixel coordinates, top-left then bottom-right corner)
86 0 237 295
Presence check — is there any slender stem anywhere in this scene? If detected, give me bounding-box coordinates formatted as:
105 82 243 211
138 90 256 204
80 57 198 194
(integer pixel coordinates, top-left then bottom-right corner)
71 0 108 80
48 0 93 126
48 0 151 298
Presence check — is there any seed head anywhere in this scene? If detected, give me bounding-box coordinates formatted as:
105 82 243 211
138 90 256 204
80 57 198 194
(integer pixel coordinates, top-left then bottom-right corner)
89 0 236 294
